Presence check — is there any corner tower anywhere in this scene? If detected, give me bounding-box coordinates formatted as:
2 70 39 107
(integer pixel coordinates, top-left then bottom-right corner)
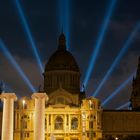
43 33 85 105
130 56 140 110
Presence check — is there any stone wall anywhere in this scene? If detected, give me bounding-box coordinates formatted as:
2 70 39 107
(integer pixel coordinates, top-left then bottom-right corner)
102 110 140 138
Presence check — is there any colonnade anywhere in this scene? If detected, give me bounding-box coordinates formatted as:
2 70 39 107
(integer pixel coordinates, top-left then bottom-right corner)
0 92 48 140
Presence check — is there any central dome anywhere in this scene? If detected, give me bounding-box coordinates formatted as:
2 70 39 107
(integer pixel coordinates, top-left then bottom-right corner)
44 33 81 94
43 33 86 104
45 33 79 72
45 49 79 72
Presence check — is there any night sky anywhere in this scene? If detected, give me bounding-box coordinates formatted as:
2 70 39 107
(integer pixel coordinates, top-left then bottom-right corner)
0 0 140 109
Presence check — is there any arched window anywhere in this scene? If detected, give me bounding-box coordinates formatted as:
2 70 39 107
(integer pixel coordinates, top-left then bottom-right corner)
71 117 78 130
55 116 63 130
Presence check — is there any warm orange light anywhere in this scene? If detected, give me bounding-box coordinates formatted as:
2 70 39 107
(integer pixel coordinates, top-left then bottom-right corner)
22 100 25 109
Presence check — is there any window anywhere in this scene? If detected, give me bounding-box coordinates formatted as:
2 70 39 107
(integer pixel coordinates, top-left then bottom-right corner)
55 116 63 130
89 100 93 109
21 132 30 138
24 104 27 109
71 117 78 130
21 115 29 129
49 115 51 125
89 121 93 129
23 120 27 129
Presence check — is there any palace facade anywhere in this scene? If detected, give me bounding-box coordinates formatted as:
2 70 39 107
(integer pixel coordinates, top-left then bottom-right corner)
0 33 140 140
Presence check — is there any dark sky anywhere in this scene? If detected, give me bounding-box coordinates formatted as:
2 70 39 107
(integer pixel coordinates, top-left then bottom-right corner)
0 0 140 109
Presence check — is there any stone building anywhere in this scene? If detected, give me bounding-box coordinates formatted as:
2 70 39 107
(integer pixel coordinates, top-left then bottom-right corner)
0 33 140 140
102 55 140 139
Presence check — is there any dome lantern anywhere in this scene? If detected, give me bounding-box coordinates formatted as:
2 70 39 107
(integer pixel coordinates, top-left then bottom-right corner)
58 33 66 50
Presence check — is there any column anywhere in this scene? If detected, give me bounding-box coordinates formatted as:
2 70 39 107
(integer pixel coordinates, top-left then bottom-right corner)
81 112 86 140
0 93 17 140
32 93 48 140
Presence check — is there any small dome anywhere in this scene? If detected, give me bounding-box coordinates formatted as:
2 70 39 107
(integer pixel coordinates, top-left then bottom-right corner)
45 49 79 72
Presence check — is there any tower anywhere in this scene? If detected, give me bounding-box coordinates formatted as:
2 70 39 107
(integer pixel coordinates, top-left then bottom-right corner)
130 56 140 110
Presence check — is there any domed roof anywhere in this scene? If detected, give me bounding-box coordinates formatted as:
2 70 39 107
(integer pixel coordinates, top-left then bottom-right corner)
45 33 80 72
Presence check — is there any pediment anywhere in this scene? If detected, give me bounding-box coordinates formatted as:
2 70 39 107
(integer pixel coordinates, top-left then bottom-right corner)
49 88 72 98
48 88 76 105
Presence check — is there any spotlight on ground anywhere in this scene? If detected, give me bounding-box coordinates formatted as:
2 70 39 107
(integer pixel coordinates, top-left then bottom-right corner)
83 0 117 90
93 22 140 97
15 0 43 73
102 72 135 106
0 40 36 92
116 102 130 110
58 0 70 49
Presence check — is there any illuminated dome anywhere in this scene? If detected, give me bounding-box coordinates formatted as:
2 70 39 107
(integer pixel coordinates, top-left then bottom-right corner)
44 33 81 94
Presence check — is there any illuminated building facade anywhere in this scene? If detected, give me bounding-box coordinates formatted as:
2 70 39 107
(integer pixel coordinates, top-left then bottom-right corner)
13 33 102 140
0 33 140 140
13 96 102 140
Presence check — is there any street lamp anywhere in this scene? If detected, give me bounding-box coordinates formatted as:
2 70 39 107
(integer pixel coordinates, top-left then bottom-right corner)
115 137 118 140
